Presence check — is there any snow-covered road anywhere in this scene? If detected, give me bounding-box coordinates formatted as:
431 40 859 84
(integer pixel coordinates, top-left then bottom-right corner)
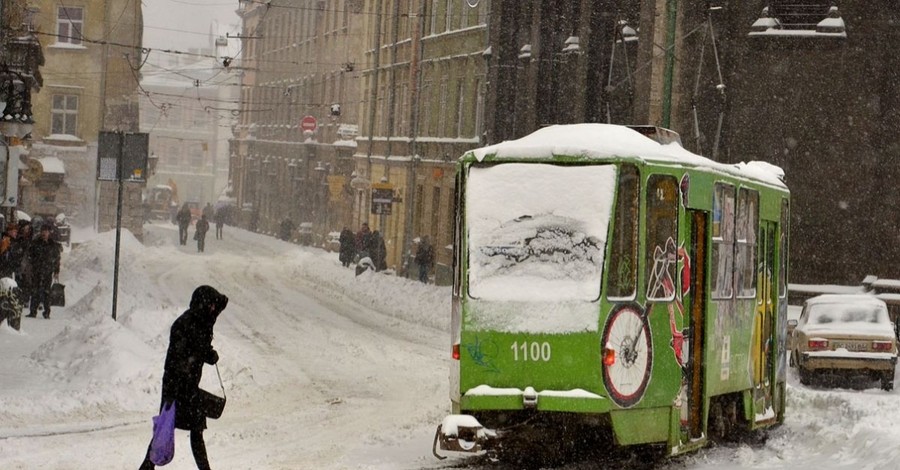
1 223 898 469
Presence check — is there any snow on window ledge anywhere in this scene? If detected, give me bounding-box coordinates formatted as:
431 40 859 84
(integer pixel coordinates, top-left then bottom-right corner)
50 42 88 50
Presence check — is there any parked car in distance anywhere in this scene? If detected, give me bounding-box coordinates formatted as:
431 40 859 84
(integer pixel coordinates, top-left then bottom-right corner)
324 231 341 252
789 294 898 390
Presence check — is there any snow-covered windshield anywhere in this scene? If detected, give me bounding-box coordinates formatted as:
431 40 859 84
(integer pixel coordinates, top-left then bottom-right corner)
466 163 616 302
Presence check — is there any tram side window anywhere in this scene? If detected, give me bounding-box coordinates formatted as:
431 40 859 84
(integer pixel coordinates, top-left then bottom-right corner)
736 188 758 298
712 183 735 299
646 175 678 301
607 165 639 299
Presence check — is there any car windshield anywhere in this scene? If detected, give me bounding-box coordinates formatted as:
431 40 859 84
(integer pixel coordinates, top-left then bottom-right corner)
806 303 889 325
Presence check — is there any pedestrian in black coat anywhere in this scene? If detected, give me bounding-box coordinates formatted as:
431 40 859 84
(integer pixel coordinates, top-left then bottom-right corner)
213 207 225 240
371 230 387 271
195 215 210 252
176 203 192 245
338 227 355 267
25 225 61 318
139 285 228 470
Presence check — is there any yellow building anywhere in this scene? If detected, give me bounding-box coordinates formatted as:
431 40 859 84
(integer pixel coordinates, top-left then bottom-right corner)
356 0 489 279
231 0 366 242
27 0 143 232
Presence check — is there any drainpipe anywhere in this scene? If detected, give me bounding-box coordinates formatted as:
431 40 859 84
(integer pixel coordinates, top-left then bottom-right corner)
365 0 385 190
661 0 678 129
403 0 427 278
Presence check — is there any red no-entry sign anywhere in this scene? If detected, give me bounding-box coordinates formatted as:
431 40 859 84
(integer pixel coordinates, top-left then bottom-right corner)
300 115 317 132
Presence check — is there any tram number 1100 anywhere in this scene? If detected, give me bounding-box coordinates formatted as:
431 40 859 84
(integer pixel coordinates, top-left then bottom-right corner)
510 341 551 362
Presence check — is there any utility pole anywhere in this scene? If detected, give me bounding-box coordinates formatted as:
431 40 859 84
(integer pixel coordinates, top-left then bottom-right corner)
661 0 678 129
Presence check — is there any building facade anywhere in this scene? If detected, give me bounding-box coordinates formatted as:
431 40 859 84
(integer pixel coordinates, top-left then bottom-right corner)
355 0 489 276
232 0 367 243
140 50 237 213
0 3 44 222
27 0 143 236
231 0 895 285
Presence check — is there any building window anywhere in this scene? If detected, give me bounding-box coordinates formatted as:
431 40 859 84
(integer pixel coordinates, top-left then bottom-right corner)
420 81 431 136
430 0 439 35
57 7 84 45
455 80 465 137
51 94 78 136
431 186 442 238
474 78 483 139
445 0 453 31
438 79 448 136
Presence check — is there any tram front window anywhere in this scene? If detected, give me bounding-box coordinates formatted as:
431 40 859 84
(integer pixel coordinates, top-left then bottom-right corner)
466 163 616 302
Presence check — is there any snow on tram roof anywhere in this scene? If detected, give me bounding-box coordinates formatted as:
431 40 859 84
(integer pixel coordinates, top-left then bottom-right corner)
469 123 786 188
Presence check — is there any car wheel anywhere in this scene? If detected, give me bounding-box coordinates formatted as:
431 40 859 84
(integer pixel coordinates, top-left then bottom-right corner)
799 367 813 386
881 372 894 391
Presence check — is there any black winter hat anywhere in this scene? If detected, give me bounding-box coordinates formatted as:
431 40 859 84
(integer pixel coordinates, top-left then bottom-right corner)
190 285 229 315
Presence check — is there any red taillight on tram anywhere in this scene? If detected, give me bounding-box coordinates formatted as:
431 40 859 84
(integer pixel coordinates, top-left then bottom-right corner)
452 343 460 360
602 347 616 366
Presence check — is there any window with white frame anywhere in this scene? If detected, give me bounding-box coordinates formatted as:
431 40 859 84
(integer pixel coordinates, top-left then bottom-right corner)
474 78 483 138
446 0 453 31
439 79 448 136
456 80 465 137
420 81 431 136
51 94 79 136
430 0 439 34
57 7 84 45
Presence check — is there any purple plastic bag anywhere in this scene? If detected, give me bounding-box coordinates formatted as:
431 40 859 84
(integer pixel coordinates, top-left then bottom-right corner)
149 401 176 466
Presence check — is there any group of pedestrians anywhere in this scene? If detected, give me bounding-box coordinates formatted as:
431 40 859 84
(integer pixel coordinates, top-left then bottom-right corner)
338 223 387 272
336 223 434 283
176 203 226 253
0 219 62 319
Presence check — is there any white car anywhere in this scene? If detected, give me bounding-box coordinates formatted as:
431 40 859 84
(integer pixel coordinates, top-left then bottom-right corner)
789 294 898 390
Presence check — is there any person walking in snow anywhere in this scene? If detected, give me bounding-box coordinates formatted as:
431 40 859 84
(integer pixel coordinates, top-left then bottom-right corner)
194 215 210 253
15 221 34 307
338 227 355 268
213 207 225 240
139 285 229 470
279 217 295 242
176 203 192 246
371 230 387 271
0 223 19 278
25 224 61 319
355 223 372 259
416 235 434 284
202 202 214 221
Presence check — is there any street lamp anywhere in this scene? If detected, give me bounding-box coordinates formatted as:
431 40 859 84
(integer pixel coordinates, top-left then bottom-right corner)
350 171 370 229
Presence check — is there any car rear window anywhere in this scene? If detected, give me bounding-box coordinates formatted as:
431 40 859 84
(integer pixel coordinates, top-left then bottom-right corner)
808 304 889 325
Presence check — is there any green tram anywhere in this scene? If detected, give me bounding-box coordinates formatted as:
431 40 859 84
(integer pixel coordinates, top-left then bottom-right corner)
434 124 790 459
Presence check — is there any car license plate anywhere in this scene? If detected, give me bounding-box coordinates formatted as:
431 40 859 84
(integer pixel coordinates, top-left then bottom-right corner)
833 341 867 351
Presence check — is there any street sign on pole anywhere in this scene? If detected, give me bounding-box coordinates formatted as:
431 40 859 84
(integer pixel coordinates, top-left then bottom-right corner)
98 131 149 181
371 182 393 215
300 115 318 133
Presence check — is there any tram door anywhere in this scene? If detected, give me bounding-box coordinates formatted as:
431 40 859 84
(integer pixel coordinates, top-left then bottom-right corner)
687 210 706 438
754 221 777 415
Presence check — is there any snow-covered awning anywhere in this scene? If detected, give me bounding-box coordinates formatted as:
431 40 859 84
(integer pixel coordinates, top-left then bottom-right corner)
38 156 65 174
